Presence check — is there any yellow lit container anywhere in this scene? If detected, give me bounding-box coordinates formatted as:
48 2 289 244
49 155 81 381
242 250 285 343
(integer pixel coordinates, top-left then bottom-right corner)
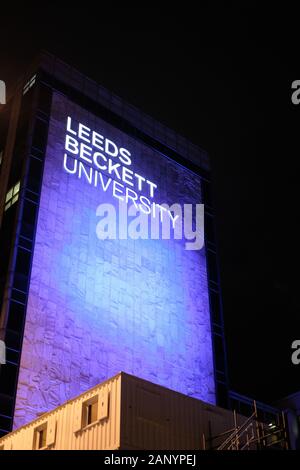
0 372 246 450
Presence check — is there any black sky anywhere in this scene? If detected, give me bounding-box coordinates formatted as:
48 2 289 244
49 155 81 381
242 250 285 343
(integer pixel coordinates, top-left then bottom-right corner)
0 5 299 403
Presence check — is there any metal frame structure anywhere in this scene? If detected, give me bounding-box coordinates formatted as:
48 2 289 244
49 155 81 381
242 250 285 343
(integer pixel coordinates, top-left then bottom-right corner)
202 400 289 450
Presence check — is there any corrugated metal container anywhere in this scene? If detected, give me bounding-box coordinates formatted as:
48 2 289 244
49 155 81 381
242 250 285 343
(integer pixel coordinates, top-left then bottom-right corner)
120 373 246 450
0 373 121 450
0 372 248 450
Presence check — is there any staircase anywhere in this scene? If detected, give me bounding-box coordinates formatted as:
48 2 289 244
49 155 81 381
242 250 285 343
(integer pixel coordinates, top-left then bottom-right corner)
203 401 289 450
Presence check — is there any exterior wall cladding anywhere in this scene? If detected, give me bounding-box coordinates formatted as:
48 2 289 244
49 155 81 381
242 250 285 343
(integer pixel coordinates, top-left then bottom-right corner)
14 91 214 429
0 373 247 451
0 53 228 434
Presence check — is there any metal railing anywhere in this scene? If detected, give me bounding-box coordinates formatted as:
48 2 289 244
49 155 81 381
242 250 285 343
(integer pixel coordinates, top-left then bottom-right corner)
202 401 289 451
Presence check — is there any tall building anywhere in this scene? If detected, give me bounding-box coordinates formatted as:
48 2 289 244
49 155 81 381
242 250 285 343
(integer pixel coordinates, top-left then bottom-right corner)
0 52 228 436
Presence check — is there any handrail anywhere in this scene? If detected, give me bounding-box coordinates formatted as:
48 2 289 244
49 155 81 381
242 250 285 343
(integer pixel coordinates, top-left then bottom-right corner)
203 401 289 451
217 411 257 450
227 423 254 450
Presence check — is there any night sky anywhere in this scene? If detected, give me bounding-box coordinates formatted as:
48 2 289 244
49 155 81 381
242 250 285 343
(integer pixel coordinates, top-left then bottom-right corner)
0 6 299 403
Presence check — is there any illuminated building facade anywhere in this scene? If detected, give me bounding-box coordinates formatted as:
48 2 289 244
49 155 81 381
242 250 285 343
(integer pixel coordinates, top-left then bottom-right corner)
0 52 228 436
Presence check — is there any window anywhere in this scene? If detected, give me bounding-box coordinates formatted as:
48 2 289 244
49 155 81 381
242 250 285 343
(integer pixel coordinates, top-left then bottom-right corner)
4 329 22 351
201 178 212 207
15 248 31 278
33 423 47 450
7 301 26 331
21 199 38 238
207 249 218 283
214 333 226 372
37 84 52 114
27 157 43 192
74 392 108 433
210 289 221 325
5 181 20 211
32 119 48 151
23 74 36 96
0 362 18 396
204 212 216 245
38 428 46 449
83 397 98 427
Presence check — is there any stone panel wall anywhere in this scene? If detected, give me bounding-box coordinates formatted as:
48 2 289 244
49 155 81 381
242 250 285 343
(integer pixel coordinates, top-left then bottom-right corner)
13 92 215 428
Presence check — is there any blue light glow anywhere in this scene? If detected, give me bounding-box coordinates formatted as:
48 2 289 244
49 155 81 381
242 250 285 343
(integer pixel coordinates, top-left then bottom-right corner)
13 93 215 429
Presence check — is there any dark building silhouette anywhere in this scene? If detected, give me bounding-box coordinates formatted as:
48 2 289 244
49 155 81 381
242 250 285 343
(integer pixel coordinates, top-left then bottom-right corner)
0 52 228 436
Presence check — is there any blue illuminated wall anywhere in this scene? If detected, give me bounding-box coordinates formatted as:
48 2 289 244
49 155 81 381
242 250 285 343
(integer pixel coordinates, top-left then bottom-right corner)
13 92 215 428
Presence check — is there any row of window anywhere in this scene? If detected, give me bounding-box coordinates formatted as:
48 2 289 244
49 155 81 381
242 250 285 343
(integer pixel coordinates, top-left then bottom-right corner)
45 392 109 448
4 181 20 212
0 84 52 435
0 390 109 450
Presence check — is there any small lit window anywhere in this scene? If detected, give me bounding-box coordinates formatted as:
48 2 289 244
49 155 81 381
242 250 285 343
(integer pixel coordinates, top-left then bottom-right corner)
13 181 20 194
33 423 47 450
83 397 98 427
23 74 36 96
5 188 12 203
5 181 20 211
